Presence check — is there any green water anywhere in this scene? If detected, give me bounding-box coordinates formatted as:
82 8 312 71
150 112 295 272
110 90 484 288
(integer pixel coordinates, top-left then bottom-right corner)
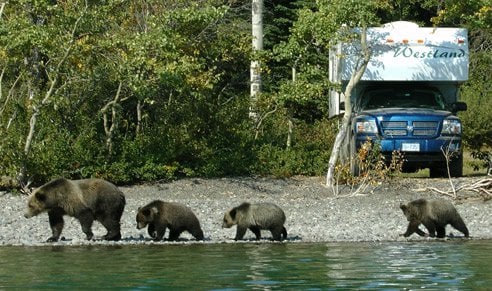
0 241 490 290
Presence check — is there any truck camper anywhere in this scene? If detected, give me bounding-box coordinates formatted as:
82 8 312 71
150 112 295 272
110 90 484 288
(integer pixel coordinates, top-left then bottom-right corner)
329 21 468 177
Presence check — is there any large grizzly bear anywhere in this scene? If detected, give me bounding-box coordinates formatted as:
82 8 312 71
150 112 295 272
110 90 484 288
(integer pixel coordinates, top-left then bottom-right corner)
222 202 287 241
400 198 469 238
24 178 126 242
136 200 204 241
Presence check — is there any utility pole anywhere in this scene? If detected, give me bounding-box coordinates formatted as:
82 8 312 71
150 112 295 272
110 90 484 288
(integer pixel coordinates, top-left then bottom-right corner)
250 0 263 119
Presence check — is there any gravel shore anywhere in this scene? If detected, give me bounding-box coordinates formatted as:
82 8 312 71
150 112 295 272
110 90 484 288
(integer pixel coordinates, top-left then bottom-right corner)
1 176 490 246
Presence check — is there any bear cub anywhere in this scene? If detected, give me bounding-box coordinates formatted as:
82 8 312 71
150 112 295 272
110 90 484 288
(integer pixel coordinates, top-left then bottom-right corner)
222 202 287 241
400 198 469 238
136 200 204 241
25 178 126 242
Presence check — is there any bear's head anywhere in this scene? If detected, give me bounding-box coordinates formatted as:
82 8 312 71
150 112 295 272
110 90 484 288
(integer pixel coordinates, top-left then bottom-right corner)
24 190 51 218
399 203 411 221
400 200 423 222
136 206 158 229
223 202 251 228
222 208 237 228
24 178 68 219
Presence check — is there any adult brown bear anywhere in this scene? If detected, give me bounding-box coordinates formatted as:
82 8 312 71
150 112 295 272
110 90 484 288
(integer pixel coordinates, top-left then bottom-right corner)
222 202 287 241
400 198 469 238
24 178 126 242
136 200 204 241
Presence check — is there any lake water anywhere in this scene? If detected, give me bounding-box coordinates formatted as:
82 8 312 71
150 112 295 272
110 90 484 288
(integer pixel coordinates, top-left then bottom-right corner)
0 240 490 290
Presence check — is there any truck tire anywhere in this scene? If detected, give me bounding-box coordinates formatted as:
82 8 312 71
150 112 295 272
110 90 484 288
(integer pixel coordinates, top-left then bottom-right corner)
430 153 463 178
429 165 446 178
449 152 463 177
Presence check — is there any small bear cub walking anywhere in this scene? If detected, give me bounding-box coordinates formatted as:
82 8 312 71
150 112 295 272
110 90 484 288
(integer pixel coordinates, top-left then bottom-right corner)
136 200 204 241
222 202 287 241
400 198 469 238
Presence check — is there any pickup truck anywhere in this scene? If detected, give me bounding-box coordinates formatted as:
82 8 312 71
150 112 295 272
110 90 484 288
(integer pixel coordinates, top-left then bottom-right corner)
329 21 468 177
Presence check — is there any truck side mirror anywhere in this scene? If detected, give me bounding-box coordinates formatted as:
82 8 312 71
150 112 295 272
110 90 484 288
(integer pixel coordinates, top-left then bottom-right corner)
451 102 467 113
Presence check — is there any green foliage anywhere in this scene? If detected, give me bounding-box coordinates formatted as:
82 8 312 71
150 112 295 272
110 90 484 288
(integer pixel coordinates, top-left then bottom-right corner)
431 0 491 28
255 144 330 178
470 150 491 172
0 1 489 187
253 117 337 177
460 80 492 150
459 30 492 152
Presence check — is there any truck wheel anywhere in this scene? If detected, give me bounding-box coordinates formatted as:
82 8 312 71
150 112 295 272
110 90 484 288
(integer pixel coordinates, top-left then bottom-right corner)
449 152 463 177
349 136 360 177
429 165 446 178
430 153 463 178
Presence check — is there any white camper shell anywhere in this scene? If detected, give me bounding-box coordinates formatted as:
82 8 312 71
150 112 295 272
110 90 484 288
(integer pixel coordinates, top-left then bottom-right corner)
329 21 469 117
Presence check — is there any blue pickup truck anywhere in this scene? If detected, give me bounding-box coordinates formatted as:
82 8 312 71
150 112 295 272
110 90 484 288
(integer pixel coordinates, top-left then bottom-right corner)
329 21 468 177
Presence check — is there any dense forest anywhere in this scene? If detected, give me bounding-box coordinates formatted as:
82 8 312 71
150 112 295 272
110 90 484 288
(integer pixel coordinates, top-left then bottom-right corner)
0 0 490 186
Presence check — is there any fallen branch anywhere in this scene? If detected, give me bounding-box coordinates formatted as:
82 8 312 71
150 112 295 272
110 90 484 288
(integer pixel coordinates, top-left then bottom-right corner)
415 177 492 201
456 178 492 200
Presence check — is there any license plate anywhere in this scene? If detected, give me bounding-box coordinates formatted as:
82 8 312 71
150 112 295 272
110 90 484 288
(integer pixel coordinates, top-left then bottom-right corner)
402 143 420 152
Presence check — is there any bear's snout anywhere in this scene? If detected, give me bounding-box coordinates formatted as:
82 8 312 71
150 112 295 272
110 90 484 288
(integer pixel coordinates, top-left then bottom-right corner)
136 222 147 229
24 206 41 218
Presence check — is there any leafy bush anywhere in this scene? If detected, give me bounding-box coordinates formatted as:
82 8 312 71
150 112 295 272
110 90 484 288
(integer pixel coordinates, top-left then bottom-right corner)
253 118 335 177
336 140 404 185
132 161 179 182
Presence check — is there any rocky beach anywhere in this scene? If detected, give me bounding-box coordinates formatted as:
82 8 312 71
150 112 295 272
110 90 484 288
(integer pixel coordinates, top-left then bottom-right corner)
1 176 490 246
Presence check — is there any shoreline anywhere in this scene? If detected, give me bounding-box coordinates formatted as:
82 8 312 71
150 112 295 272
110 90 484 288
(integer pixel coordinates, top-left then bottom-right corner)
1 176 491 246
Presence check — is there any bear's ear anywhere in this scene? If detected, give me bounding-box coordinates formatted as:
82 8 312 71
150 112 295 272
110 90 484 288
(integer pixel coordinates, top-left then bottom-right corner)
35 192 47 202
400 203 407 211
229 208 237 219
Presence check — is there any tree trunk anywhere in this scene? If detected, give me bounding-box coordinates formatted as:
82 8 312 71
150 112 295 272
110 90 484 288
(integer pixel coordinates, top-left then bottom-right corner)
0 2 6 19
250 0 263 119
136 99 142 136
286 119 293 148
102 81 125 156
326 27 371 189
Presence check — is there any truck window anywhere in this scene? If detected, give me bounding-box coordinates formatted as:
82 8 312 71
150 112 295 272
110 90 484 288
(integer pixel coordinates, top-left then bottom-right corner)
361 87 445 110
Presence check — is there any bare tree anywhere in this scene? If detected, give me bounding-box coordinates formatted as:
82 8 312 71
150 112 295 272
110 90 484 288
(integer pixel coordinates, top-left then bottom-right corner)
17 2 89 184
326 27 371 189
101 81 128 156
